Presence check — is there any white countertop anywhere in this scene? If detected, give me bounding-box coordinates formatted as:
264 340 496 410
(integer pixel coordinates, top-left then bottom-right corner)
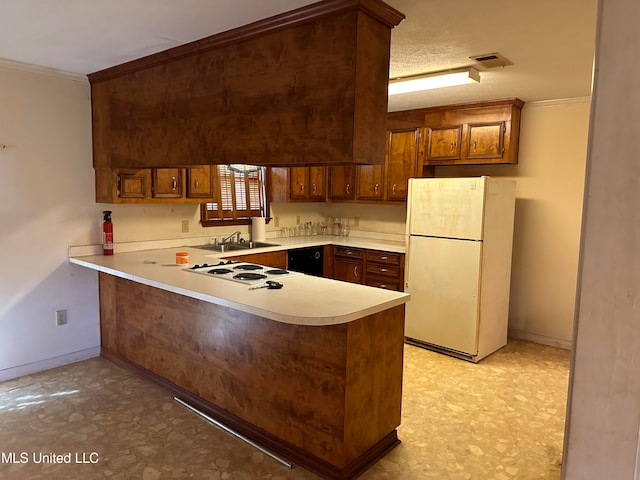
69 237 409 326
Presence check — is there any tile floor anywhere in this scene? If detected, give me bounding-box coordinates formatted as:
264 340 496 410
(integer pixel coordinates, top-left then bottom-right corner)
0 340 570 480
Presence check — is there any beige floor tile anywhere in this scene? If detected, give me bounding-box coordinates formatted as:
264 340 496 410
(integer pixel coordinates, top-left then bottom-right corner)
0 340 569 479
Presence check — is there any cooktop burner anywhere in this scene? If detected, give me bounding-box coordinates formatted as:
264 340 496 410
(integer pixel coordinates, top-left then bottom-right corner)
186 262 303 285
264 269 289 275
233 272 267 281
233 264 264 271
207 268 233 275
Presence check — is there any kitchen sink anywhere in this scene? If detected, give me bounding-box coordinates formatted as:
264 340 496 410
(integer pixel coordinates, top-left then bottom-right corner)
192 241 279 252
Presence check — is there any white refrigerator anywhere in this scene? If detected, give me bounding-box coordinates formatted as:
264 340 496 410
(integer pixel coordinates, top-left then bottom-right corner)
404 177 516 362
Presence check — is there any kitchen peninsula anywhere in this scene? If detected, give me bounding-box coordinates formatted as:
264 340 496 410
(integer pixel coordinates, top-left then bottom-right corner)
70 244 409 480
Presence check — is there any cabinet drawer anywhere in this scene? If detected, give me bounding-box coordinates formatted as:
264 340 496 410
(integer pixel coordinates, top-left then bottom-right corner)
365 250 401 265
334 247 363 259
365 277 401 291
366 263 400 278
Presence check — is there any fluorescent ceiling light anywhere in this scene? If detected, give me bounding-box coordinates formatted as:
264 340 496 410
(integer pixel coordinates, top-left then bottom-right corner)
388 68 481 95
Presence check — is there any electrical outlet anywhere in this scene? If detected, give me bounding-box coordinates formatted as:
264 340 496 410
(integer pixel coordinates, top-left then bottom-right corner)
274 217 280 227
56 309 68 326
181 220 189 233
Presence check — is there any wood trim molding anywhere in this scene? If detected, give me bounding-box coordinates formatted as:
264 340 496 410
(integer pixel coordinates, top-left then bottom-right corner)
88 0 404 83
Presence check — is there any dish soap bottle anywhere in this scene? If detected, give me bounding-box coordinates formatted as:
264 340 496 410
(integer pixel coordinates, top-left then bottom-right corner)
102 210 114 255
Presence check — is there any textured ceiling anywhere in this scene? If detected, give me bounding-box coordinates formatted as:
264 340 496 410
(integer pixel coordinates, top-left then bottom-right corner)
0 0 597 111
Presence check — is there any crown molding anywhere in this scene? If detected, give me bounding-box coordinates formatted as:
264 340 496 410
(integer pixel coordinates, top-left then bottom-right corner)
0 57 88 84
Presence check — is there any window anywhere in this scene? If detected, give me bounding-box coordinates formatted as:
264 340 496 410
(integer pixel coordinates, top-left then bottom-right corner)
200 165 268 226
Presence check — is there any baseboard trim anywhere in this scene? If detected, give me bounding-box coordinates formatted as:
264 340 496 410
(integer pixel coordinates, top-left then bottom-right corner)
0 346 101 382
508 330 573 350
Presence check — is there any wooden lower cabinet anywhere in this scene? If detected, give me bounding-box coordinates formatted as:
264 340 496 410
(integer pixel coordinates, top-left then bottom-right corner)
330 247 404 292
98 273 404 480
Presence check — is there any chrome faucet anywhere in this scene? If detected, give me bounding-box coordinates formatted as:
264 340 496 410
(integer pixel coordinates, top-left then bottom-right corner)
221 231 242 245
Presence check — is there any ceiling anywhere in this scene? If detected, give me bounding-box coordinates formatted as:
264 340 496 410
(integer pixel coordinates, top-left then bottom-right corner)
0 0 597 111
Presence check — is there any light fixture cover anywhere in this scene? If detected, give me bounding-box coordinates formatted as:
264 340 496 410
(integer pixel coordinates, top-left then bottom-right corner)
388 67 480 95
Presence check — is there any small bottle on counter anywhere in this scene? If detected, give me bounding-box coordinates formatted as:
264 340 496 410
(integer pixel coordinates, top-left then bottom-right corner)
175 252 189 265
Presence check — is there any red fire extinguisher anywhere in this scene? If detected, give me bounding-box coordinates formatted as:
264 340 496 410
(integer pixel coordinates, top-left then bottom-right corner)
103 210 114 255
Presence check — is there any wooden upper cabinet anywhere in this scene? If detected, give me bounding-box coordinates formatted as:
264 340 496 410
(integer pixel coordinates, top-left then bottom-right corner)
328 167 357 201
187 166 213 198
289 167 308 201
356 164 385 201
308 167 327 200
89 1 404 170
116 169 151 199
153 168 183 198
270 167 327 203
385 129 419 201
422 98 524 166
426 126 462 162
466 122 505 160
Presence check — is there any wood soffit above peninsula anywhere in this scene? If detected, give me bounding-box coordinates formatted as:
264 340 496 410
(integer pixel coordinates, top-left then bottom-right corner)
89 0 405 170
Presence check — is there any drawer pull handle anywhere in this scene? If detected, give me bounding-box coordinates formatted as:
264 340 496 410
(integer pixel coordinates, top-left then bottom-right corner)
312 183 317 193
354 265 359 277
380 268 388 272
300 184 304 193
194 178 199 190
380 256 388 260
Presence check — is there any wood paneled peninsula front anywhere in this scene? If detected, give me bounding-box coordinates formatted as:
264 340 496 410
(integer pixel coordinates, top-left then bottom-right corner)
70 247 409 480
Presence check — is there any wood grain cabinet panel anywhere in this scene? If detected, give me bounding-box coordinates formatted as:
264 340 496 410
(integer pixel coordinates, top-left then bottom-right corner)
422 98 524 166
117 169 150 198
328 167 357 201
98 272 405 480
466 122 505 160
356 164 385 201
385 129 419 202
89 2 404 169
187 166 213 198
426 126 462 161
152 168 183 198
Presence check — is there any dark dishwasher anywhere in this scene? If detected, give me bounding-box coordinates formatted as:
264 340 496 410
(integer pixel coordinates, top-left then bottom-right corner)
287 246 324 277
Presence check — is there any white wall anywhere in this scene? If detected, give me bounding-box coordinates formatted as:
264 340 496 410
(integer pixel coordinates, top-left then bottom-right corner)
0 62 100 379
563 0 640 475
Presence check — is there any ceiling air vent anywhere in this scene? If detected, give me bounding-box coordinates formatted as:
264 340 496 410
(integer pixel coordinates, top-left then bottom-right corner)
469 52 513 69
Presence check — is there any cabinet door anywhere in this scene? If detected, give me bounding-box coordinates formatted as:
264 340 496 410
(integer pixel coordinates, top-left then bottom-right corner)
153 168 183 198
425 126 462 163
308 167 327 200
117 170 150 198
328 167 356 200
187 166 213 198
356 164 385 200
289 167 308 201
386 129 418 201
466 122 505 160
333 257 363 284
